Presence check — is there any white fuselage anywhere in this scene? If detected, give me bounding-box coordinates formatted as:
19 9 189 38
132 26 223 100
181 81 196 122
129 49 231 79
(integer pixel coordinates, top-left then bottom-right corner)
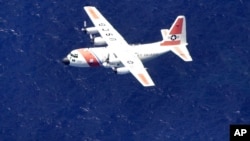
64 41 171 68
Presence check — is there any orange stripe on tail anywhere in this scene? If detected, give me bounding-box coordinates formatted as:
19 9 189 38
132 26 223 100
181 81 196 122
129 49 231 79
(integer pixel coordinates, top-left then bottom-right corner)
160 40 181 46
170 18 183 34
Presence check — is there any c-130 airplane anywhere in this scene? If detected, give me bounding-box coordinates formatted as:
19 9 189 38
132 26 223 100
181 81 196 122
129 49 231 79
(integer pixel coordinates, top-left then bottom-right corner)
62 6 192 87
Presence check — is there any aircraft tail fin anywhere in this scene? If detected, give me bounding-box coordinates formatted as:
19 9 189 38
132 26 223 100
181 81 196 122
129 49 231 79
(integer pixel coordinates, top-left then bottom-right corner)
160 16 192 62
160 16 186 46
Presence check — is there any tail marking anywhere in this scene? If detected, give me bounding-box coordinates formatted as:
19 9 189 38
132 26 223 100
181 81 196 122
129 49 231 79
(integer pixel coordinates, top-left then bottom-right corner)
169 18 183 34
159 16 192 62
160 40 180 46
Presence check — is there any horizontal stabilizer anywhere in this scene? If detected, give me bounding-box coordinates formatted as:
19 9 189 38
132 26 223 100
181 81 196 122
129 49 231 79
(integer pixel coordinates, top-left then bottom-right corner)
171 45 192 62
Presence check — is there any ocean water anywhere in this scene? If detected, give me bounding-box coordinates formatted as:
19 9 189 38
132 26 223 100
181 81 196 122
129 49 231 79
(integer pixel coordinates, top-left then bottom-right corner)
0 0 250 140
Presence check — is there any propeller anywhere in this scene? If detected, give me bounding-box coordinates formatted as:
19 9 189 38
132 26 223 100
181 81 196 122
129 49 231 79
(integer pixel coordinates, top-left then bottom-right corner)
105 53 110 63
81 21 87 33
82 21 96 43
89 34 95 43
102 53 110 67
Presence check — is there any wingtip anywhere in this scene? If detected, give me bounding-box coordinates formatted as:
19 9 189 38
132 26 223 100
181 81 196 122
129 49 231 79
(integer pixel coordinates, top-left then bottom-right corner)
177 15 185 19
84 6 95 8
187 58 193 62
144 84 155 87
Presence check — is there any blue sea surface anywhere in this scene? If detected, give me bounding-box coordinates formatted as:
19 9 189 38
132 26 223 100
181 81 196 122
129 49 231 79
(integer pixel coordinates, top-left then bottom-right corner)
0 0 250 140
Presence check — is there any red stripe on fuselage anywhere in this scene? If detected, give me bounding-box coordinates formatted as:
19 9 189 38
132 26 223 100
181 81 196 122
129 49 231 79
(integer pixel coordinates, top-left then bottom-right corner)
77 49 100 67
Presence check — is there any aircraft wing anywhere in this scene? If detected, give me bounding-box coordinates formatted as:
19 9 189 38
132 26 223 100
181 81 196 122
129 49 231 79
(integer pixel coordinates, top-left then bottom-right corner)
84 6 155 87
84 6 128 46
114 49 155 87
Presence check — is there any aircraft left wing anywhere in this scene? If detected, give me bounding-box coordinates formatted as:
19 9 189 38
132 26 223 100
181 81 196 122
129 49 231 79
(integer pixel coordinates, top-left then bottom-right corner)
84 6 128 46
114 49 155 87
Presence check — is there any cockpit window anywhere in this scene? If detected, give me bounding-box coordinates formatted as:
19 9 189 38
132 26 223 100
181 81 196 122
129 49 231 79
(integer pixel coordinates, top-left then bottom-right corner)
70 53 78 58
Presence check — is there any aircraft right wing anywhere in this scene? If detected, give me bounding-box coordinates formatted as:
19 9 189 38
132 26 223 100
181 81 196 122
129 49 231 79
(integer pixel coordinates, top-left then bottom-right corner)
83 6 128 46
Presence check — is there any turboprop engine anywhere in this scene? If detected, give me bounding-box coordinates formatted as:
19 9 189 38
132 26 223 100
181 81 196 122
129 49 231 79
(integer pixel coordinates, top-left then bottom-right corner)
83 27 98 34
93 37 107 46
113 67 130 75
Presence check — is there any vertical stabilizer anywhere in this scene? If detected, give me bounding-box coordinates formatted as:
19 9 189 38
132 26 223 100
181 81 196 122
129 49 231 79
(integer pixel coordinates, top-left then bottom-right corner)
161 29 169 40
160 16 192 61
160 16 186 46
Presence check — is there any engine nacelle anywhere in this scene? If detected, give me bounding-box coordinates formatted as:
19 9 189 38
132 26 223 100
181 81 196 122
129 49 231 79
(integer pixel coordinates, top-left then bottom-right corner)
114 67 130 75
85 27 98 34
94 37 107 46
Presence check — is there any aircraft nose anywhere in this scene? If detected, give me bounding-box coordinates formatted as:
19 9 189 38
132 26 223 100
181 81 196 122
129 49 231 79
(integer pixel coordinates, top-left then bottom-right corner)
62 57 70 65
